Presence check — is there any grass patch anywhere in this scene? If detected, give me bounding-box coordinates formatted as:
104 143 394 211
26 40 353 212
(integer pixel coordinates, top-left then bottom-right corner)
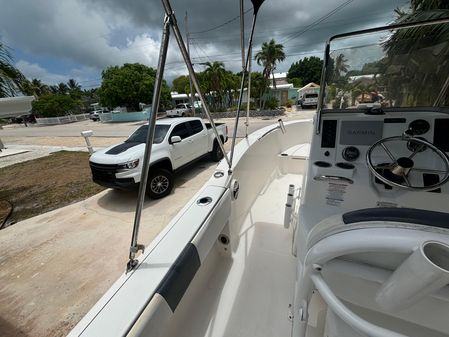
0 151 105 227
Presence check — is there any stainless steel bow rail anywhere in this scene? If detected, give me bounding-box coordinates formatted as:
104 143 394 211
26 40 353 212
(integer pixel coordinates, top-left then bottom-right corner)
127 0 265 271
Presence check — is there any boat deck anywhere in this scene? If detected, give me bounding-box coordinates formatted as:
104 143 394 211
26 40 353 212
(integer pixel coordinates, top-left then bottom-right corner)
161 173 302 337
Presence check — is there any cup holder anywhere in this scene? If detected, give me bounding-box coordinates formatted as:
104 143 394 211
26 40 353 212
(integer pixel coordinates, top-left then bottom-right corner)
314 161 332 168
336 162 355 169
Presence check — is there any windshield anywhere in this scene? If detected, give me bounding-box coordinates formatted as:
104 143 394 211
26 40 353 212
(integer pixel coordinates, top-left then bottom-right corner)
305 94 318 99
126 125 170 144
323 21 449 112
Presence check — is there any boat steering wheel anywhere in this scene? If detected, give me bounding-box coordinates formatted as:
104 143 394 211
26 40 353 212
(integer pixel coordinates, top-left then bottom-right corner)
366 135 449 191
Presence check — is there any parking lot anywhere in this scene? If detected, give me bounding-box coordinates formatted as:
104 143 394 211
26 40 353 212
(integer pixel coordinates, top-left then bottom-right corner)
0 110 314 337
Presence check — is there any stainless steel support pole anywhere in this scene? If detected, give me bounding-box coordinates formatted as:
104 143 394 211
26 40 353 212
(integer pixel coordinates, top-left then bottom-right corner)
161 0 231 169
240 0 245 71
127 15 171 272
245 46 252 138
229 13 258 168
185 11 195 110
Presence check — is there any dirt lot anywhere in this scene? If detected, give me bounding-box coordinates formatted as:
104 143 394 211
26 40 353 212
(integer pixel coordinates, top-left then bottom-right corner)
0 155 220 337
0 151 105 227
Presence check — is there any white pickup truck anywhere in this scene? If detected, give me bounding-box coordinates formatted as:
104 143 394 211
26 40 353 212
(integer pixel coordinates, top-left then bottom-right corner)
298 88 319 109
166 103 194 117
89 117 228 198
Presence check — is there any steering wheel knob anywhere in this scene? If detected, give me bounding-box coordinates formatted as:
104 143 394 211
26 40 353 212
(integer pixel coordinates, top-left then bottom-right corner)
391 157 414 176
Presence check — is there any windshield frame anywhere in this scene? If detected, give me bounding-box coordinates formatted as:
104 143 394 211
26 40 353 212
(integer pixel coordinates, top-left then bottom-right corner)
316 17 449 135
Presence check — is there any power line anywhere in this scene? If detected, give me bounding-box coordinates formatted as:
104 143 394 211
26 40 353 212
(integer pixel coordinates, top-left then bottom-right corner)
189 11 396 43
281 0 355 45
190 8 251 34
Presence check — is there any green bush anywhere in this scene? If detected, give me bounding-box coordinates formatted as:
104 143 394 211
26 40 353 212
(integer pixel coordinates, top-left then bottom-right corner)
265 97 279 110
32 94 81 117
286 99 293 108
227 102 256 111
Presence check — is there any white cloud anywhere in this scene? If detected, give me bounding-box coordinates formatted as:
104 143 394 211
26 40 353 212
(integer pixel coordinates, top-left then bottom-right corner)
16 60 104 87
0 0 403 85
0 0 188 84
15 60 68 84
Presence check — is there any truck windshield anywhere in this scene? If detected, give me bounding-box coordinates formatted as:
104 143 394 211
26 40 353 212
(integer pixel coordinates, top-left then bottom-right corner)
125 125 170 144
305 94 318 99
323 20 449 112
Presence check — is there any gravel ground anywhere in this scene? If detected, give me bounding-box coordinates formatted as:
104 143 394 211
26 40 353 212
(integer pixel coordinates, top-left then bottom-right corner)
0 137 125 168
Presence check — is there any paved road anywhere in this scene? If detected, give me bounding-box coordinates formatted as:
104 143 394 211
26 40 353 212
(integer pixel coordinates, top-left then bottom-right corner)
0 110 315 139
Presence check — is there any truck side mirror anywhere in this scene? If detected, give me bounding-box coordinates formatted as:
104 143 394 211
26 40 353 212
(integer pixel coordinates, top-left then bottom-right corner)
170 136 182 144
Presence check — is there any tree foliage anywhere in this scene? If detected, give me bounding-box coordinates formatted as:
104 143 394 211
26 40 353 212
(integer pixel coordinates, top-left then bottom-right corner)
287 56 323 87
382 0 449 106
250 72 269 107
32 94 81 117
98 63 171 110
0 42 26 97
21 78 50 97
172 75 191 94
255 39 286 88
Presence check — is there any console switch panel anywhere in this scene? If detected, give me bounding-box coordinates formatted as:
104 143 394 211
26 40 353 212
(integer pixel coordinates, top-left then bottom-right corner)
321 120 337 148
434 119 449 152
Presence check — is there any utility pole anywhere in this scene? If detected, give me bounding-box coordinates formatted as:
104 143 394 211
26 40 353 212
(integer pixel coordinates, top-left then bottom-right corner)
185 11 195 110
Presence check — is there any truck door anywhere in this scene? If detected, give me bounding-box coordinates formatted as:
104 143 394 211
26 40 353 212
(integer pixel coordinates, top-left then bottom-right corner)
187 120 208 158
169 122 192 168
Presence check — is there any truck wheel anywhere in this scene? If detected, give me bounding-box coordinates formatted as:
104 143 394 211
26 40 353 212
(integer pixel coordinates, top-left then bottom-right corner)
146 168 173 199
210 141 224 162
181 112 185 117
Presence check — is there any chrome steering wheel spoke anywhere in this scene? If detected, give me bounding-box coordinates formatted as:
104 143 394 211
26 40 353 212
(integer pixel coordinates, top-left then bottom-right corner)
374 163 393 170
366 136 449 191
380 142 397 162
402 174 411 187
410 167 447 175
408 143 426 160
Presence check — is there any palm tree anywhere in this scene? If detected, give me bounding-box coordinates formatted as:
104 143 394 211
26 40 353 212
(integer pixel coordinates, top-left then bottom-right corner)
255 39 286 89
67 78 81 91
250 72 269 108
204 61 226 109
222 70 239 108
0 42 25 97
22 78 49 97
204 61 225 91
57 82 69 95
49 85 59 94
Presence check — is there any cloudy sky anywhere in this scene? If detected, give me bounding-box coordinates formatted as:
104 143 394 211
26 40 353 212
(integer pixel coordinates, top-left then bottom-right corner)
0 0 409 87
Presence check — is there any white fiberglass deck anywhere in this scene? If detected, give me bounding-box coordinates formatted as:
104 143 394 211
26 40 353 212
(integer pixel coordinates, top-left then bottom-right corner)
160 173 302 337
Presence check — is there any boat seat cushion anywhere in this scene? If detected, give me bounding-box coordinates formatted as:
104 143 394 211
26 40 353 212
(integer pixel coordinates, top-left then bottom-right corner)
308 207 449 249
